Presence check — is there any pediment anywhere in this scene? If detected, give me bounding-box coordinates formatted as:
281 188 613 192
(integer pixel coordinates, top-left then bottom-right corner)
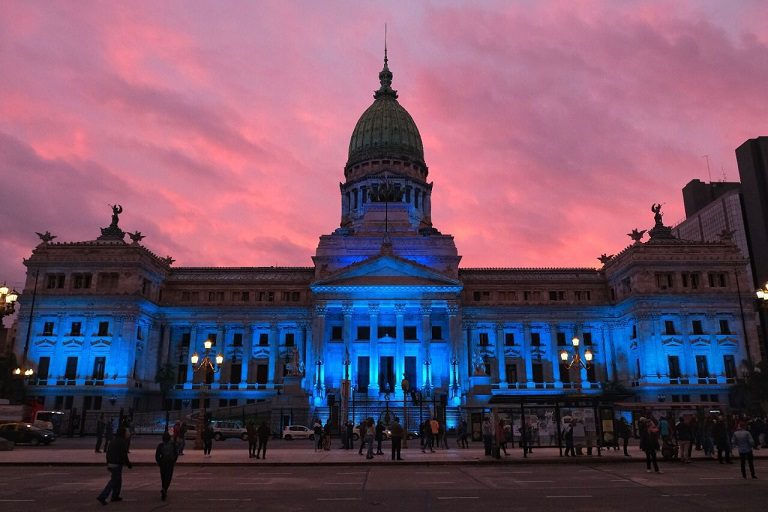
504 347 522 358
312 255 462 290
661 337 683 347
34 338 56 348
690 337 711 347
90 338 112 348
252 347 270 359
717 337 739 348
63 338 84 348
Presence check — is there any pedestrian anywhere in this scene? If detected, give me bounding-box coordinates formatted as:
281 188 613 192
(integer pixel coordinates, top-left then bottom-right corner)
104 418 114 454
323 421 332 450
457 419 469 448
428 417 439 453
564 419 575 457
640 418 661 473
375 420 385 455
97 426 132 505
155 431 178 501
390 416 404 460
496 419 509 456
618 417 631 457
256 421 270 459
731 422 757 479
247 420 257 458
365 418 375 459
341 420 349 450
313 420 324 452
346 421 354 450
481 416 493 456
572 419 585 456
358 420 367 455
713 416 732 464
95 413 106 453
175 421 187 456
439 421 449 449
202 423 214 457
676 415 692 464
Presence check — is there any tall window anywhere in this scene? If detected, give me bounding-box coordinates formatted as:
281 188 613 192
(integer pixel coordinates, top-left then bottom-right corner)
38 357 50 381
176 365 187 385
719 320 731 334
284 333 295 347
723 355 736 380
707 272 728 288
70 322 82 336
92 357 106 380
46 273 65 289
72 273 92 289
431 326 443 340
97 321 110 336
691 320 703 335
478 333 489 347
530 332 541 346
230 362 242 384
556 332 566 346
506 363 518 383
668 356 681 379
505 333 515 346
357 326 370 341
404 326 418 340
65 356 78 380
583 332 592 345
586 365 597 383
259 333 269 346
233 333 243 347
655 272 674 289
559 362 571 383
330 326 343 341
696 355 709 379
532 363 544 383
664 320 676 335
43 322 54 335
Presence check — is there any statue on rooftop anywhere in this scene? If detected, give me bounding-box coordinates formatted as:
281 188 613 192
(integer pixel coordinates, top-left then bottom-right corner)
35 231 57 244
109 204 123 228
651 203 663 227
627 229 646 243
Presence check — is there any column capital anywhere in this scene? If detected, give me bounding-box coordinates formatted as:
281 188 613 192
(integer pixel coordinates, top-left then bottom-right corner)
368 303 380 315
314 303 328 317
420 302 432 316
342 301 354 316
394 303 406 315
447 303 459 316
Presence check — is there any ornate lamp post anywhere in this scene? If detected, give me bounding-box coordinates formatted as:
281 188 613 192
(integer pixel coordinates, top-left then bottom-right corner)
559 336 593 392
401 373 409 449
450 356 460 398
756 282 768 301
190 338 223 450
0 283 19 318
423 356 432 397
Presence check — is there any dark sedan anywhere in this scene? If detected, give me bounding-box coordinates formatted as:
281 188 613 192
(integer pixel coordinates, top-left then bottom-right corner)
0 423 56 445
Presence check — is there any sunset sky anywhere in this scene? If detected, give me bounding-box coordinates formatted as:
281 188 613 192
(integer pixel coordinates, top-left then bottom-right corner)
2 0 768 290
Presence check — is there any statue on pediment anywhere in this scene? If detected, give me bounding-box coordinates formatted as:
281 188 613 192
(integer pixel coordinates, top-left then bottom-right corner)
472 349 487 376
36 231 57 244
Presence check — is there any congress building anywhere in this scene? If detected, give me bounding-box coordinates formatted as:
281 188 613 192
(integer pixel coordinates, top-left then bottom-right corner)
13 56 760 442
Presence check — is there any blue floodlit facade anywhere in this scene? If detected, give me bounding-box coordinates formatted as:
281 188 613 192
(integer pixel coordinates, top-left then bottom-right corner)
13 58 760 433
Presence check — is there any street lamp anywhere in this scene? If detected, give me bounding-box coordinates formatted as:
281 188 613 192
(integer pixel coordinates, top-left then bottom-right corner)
559 336 593 392
756 282 768 300
450 356 460 398
190 338 224 450
423 356 432 397
0 284 19 318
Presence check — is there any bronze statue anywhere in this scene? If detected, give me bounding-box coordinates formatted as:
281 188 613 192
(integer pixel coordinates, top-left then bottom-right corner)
597 253 614 265
109 204 123 227
128 231 145 244
651 203 663 226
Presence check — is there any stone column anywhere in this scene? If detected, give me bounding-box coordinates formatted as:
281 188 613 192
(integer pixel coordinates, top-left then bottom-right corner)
447 303 463 395
185 324 198 386
368 303 380 394
495 322 507 388
240 324 252 387
421 302 432 391
394 303 405 397
342 302 353 383
214 325 225 385
312 304 327 393
522 322 534 388
160 322 171 366
269 320 279 387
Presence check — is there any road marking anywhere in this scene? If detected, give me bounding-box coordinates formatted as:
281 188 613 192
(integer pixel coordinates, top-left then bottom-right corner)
336 471 367 475
237 482 271 485
700 477 734 480
610 479 629 482
208 498 252 502
437 496 479 500
38 472 67 476
416 471 451 474
546 495 592 498
0 500 35 502
326 482 359 485
516 480 554 483
317 498 360 501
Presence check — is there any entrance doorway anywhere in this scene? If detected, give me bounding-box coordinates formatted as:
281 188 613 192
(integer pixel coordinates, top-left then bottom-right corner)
379 356 395 393
356 356 369 393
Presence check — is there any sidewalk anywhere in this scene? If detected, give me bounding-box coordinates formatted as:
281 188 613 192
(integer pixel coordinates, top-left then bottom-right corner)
2 438 765 466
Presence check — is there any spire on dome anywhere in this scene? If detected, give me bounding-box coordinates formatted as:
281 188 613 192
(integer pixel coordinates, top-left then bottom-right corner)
375 24 397 99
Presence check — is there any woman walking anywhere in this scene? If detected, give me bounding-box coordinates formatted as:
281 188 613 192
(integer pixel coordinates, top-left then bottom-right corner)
640 417 661 473
155 432 178 501
202 423 214 457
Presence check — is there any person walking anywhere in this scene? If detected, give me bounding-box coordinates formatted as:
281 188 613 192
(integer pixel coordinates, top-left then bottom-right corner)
457 419 469 448
323 421 332 450
256 421 270 459
564 419 575 457
202 423 214 457
365 418 375 459
375 420 385 455
713 416 732 464
246 420 257 458
97 426 132 505
341 420 349 450
95 413 106 453
155 431 178 501
390 417 404 460
481 416 493 456
103 418 114 454
731 422 757 479
676 415 692 464
313 420 324 452
617 417 631 456
428 417 440 453
640 418 661 473
346 421 354 450
358 420 368 455
496 419 509 456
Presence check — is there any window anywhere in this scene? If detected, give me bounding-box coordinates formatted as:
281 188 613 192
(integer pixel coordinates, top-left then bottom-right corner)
38 357 50 381
549 291 565 301
256 363 269 384
723 355 736 380
631 324 637 339
71 321 82 336
64 356 78 380
282 291 290 302
176 365 187 385
46 273 65 289
668 356 681 379
707 272 727 288
479 333 489 346
230 363 242 385
235 291 250 302
586 365 597 383
357 326 370 341
532 363 544 383
92 357 106 380
506 363 518 383
574 290 591 301
233 333 243 347
43 322 54 336
664 320 676 335
695 355 709 379
505 333 515 346
207 333 217 346
259 333 269 346
284 333 295 347
691 320 703 335
136 326 144 340
378 326 396 338
97 321 110 336
719 320 731 335
655 272 673 289
556 332 566 346
141 278 151 296
208 291 225 302
559 362 571 383
472 291 490 301
531 332 541 346
72 273 92 289
583 332 592 345
181 333 191 347
291 291 301 302
330 326 343 341
404 326 417 340
431 326 443 340
681 272 700 289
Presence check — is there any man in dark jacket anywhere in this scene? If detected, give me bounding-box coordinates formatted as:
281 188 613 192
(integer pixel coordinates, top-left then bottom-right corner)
246 421 257 458
155 431 178 501
390 417 404 461
97 427 132 505
256 421 270 459
375 421 385 455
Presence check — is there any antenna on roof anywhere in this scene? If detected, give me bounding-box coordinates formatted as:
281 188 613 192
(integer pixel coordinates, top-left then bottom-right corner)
702 154 712 182
384 23 388 65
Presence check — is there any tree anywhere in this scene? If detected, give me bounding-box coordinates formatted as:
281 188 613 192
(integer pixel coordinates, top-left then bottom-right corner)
155 363 176 429
729 360 768 416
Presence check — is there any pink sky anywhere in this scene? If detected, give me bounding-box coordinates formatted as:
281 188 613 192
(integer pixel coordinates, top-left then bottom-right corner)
2 0 768 290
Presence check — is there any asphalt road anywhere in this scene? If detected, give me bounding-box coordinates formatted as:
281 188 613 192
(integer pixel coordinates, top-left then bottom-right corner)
1 460 766 511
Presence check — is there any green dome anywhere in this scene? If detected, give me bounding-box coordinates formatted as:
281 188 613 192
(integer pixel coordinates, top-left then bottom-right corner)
346 59 424 169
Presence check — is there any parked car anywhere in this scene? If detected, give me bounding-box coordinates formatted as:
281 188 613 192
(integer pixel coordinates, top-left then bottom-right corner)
282 425 314 440
0 423 56 446
183 421 247 441
384 427 420 440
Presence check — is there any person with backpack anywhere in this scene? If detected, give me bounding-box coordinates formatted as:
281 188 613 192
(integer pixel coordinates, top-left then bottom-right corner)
155 431 178 501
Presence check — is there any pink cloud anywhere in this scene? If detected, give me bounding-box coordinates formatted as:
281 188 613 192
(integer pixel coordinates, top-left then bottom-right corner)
1 0 768 287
